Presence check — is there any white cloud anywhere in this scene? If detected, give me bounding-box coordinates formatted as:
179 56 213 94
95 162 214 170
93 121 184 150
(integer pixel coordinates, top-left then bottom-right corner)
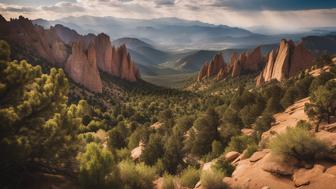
0 0 335 33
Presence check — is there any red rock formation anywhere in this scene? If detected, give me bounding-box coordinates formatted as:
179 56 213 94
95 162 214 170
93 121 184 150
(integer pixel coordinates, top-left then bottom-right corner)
65 41 102 93
0 16 68 66
289 42 314 77
198 62 209 81
0 15 141 93
197 54 226 81
244 46 262 71
256 39 314 86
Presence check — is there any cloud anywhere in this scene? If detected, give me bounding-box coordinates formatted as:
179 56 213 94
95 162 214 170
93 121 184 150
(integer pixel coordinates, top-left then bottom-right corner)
0 4 35 13
210 0 336 11
154 0 176 6
41 1 86 12
0 0 336 34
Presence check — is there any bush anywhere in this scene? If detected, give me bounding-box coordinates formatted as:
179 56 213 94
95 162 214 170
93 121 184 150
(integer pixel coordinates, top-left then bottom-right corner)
269 127 329 162
78 143 119 189
119 160 156 189
225 135 257 153
180 166 200 188
211 158 235 177
162 174 176 189
201 170 228 189
245 143 258 158
296 120 312 130
255 113 275 134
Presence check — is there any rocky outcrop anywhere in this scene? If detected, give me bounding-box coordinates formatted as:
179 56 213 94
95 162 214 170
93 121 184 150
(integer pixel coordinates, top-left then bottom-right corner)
0 15 140 93
198 54 226 81
94 33 140 82
65 41 103 93
0 15 68 66
197 46 263 82
256 39 314 86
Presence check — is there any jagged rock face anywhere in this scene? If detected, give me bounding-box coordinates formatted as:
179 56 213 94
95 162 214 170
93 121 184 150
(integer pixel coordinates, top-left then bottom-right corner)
289 42 314 77
95 33 113 72
243 46 262 71
272 39 294 81
94 34 140 81
65 41 103 93
197 54 226 81
207 54 225 77
231 54 243 77
50 24 81 45
0 16 68 66
256 39 314 86
0 15 140 93
198 62 209 81
256 50 278 86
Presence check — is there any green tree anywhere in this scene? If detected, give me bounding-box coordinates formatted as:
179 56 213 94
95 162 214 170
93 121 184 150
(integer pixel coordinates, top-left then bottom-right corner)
0 41 83 187
191 109 219 156
305 81 336 132
78 143 119 189
141 133 164 165
163 134 184 174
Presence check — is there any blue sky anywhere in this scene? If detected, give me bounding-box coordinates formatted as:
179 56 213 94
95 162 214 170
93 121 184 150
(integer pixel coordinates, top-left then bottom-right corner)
0 0 335 33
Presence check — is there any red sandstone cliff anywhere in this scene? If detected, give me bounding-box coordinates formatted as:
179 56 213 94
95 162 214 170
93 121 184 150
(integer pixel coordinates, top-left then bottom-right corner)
256 39 314 86
0 15 140 93
197 46 263 82
65 41 102 93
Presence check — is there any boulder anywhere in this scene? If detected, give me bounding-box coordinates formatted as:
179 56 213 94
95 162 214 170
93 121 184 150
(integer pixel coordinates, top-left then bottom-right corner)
131 141 145 161
326 166 336 176
249 150 269 163
292 164 326 187
225 151 241 162
260 153 296 176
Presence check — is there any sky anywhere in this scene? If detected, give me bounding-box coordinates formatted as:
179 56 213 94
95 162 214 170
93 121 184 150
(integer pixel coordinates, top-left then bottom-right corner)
1 0 336 33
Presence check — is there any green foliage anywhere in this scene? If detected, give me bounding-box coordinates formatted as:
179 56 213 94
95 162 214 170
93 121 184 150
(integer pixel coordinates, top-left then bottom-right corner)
296 120 312 130
163 134 184 174
119 160 156 189
180 166 200 188
211 140 224 158
191 109 219 156
269 127 330 162
0 42 83 187
226 135 257 153
211 158 235 177
78 143 119 189
305 80 336 131
201 170 228 189
0 40 10 60
255 113 275 134
162 174 176 189
141 133 164 165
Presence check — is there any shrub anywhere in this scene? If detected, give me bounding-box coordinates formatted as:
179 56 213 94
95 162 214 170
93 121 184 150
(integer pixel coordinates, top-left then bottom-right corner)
78 143 119 189
180 166 200 188
296 120 312 130
225 135 257 153
255 113 275 134
211 158 235 177
245 143 258 158
269 127 329 162
162 174 176 189
201 170 228 189
119 160 156 189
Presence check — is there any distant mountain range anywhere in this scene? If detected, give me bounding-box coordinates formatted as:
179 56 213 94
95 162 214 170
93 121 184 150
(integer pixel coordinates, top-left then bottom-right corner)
33 16 336 51
32 16 336 87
